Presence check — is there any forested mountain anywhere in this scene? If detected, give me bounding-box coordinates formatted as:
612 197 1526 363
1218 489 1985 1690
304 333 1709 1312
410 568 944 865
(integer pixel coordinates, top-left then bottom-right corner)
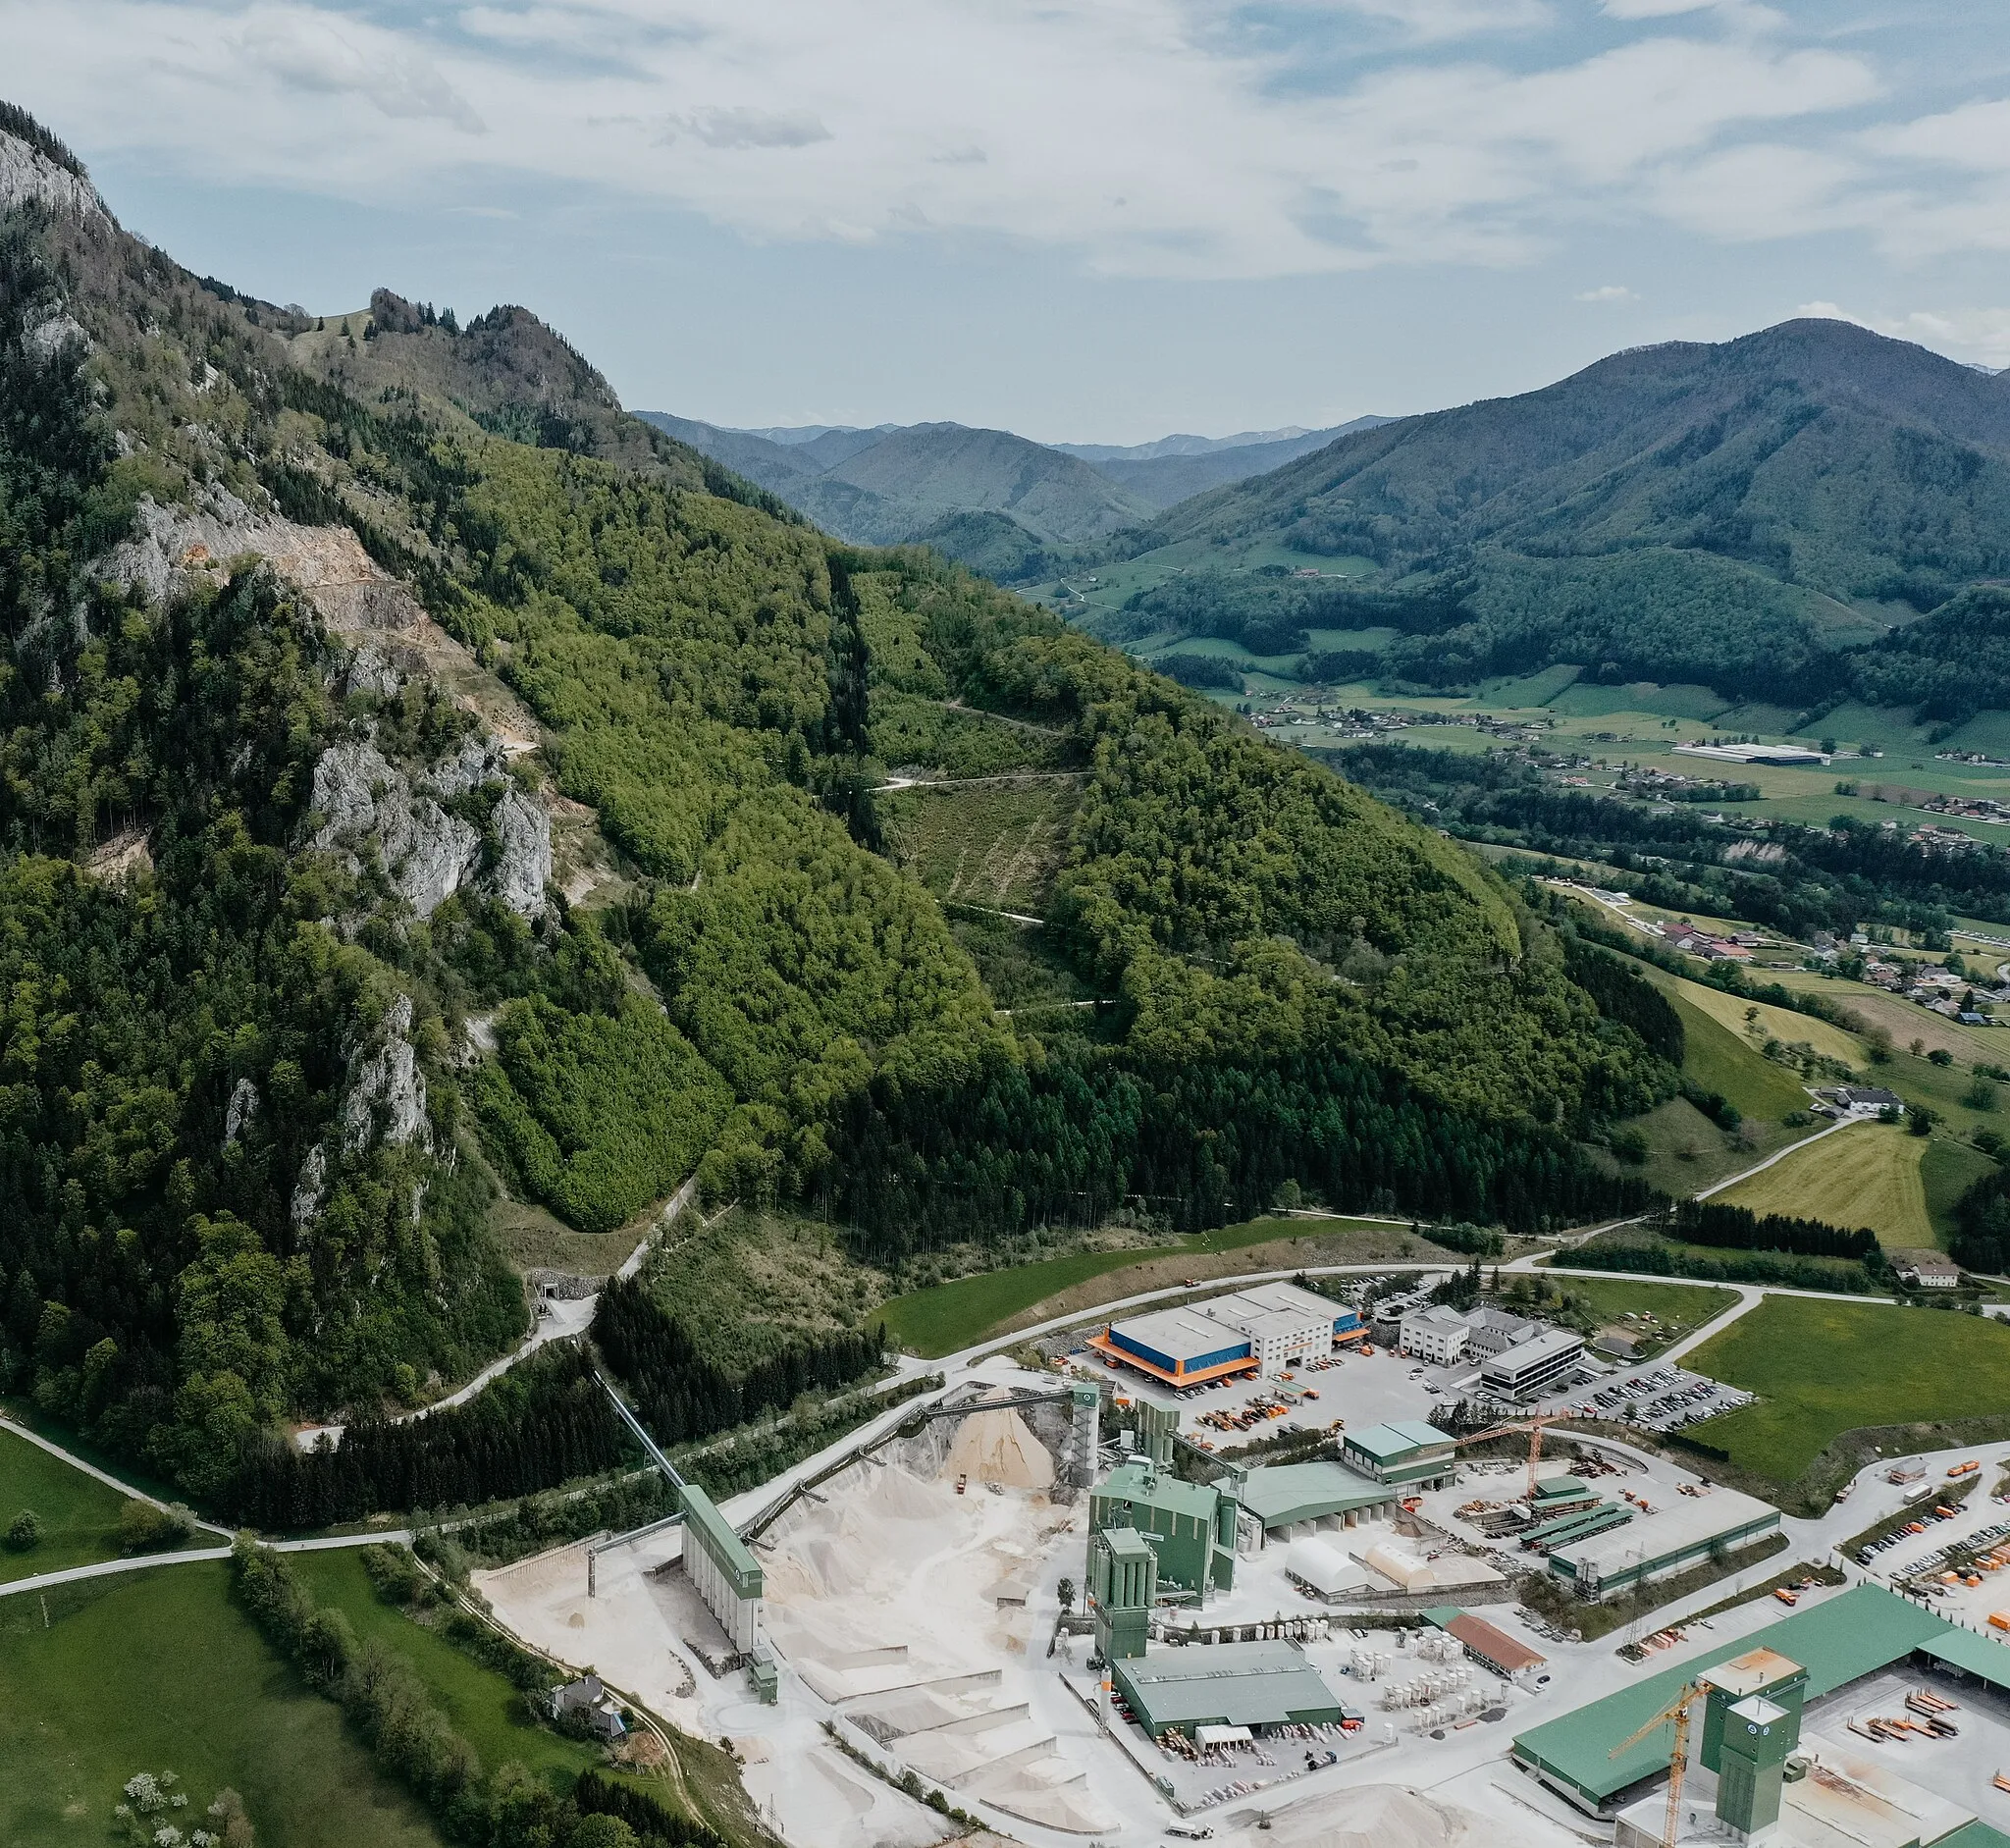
638 411 1152 570
0 104 1657 1507
1060 417 1395 508
1111 322 2010 711
635 413 1395 571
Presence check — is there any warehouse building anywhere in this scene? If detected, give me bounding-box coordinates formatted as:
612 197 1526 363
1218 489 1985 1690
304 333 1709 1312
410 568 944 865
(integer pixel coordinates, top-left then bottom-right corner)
1424 1606 1548 1686
1236 1459 1402 1542
1546 1486 1779 1599
1340 1420 1457 1489
1090 1458 1238 1595
1481 1327 1586 1400
1091 1282 1361 1385
1090 1305 1256 1389
1512 1586 2010 1817
1111 1639 1348 1740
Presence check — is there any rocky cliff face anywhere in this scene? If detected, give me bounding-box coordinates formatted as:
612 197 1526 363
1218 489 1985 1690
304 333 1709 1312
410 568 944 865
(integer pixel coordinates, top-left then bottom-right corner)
308 729 552 922
0 132 108 224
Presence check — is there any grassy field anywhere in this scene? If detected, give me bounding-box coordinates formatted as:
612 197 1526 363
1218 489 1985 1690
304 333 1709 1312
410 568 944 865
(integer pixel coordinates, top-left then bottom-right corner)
1924 1137 1999 1246
287 1550 600 1796
0 1562 443 1848
0 1426 181 1586
1528 1276 1740 1354
1685 1296 2010 1480
876 775 1084 915
1716 1121 1932 1244
1665 990 1816 1121
1658 969 1865 1070
1761 972 2003 1067
875 1215 1449 1356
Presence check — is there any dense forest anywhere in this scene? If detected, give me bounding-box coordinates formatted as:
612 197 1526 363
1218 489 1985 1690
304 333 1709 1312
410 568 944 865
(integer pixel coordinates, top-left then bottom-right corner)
0 107 1668 1510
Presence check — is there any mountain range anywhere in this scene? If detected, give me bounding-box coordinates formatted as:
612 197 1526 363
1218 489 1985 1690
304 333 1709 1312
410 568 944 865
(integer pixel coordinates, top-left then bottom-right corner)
1093 319 2010 719
0 101 1652 1530
638 408 1391 574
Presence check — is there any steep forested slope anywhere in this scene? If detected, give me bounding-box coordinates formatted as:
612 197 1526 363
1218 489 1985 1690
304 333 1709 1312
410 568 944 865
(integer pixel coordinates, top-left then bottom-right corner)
1114 321 2010 706
0 105 1657 1505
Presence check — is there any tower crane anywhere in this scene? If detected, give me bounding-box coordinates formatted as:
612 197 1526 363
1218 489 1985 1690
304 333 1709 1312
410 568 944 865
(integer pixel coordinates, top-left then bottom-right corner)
1609 1678 1705 1848
1452 1410 1579 1502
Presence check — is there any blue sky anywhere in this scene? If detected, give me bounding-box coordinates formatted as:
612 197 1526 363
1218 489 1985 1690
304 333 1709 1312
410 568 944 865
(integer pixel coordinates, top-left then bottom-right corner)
10 0 2008 441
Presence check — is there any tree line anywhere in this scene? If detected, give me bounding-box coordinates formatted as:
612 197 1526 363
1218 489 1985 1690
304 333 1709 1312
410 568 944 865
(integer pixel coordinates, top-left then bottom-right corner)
592 1277 885 1446
1666 1198 1879 1263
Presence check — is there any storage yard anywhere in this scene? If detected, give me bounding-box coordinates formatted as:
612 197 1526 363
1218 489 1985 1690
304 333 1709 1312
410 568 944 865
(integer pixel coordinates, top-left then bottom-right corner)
468 1309 2010 1848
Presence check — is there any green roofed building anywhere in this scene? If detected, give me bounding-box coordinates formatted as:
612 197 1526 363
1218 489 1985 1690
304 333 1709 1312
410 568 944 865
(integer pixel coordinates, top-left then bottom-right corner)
1236 1460 1401 1540
1339 1420 1456 1489
680 1481 764 1655
1091 1460 1236 1595
1511 1585 1981 1815
1111 1639 1347 1739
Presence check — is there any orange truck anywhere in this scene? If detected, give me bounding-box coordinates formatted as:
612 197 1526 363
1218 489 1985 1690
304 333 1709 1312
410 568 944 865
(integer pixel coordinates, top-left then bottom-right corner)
1949 1459 1982 1480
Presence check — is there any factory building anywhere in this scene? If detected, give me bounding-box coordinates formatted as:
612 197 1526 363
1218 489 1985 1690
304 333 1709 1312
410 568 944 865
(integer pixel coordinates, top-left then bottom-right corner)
1339 1420 1457 1489
1546 1486 1780 1599
1481 1326 1586 1400
1510 1586 2010 1818
1089 1306 1256 1389
1423 1607 1548 1686
679 1481 766 1658
1090 1458 1238 1595
1087 1525 1157 1661
1399 1305 1470 1365
1235 1459 1403 1543
1110 1639 1348 1740
1090 1281 1360 1387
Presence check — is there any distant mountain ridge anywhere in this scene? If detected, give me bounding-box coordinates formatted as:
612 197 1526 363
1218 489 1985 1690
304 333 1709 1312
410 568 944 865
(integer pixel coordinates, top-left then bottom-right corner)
1110 319 2010 713
635 409 1395 573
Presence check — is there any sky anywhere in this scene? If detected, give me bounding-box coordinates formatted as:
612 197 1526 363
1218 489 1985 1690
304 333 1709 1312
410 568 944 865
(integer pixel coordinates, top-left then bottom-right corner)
8 0 2010 443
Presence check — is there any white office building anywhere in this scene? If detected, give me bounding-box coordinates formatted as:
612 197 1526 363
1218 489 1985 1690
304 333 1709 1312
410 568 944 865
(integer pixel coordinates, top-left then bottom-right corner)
1480 1327 1585 1399
1399 1305 1471 1365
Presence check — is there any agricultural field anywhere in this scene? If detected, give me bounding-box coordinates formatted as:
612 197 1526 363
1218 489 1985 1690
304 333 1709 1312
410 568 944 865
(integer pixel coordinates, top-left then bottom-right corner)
1715 1121 1932 1245
875 1214 1455 1357
0 1562 444 1848
1661 974 1865 1070
1763 970 2006 1067
0 1426 192 1586
1684 1295 2010 1481
876 774 1084 915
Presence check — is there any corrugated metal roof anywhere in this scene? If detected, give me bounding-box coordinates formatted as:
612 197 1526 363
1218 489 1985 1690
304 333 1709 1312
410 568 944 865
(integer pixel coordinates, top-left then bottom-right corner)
1236 1461 1393 1526
1511 1586 1954 1803
1920 1626 2010 1691
1113 1639 1344 1731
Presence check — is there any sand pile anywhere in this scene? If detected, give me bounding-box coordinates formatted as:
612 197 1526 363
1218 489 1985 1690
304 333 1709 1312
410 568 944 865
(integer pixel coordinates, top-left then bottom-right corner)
1255 1784 1521 1848
942 1406 1056 1491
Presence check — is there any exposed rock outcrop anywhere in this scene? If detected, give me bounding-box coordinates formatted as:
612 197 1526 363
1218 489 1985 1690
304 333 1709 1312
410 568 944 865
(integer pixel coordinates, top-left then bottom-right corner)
308 729 551 920
223 1078 260 1149
0 132 110 225
342 995 431 1154
291 1143 329 1230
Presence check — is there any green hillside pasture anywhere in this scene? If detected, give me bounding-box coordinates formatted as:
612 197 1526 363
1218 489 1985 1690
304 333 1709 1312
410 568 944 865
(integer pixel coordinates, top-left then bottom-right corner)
1760 971 1999 1068
1547 681 1735 722
0 1426 178 1585
877 1215 1440 1357
1685 1296 2010 1481
0 1561 443 1848
877 775 1084 915
1597 1095 1796 1198
1923 1137 1998 1247
287 1549 600 1795
1716 1121 1931 1245
1663 987 1814 1121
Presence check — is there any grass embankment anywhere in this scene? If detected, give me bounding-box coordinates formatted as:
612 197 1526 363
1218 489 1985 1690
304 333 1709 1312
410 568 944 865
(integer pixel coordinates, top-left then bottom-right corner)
876 1215 1452 1356
0 1426 195 1585
0 1563 444 1848
1685 1296 2010 1482
287 1550 601 1793
1716 1121 1931 1245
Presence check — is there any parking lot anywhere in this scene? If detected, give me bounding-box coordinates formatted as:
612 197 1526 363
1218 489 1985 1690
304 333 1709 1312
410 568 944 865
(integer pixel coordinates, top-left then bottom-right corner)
1552 1362 1754 1433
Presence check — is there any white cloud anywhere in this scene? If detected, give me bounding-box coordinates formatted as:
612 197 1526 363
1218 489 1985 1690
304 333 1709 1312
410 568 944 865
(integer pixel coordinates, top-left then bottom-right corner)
1576 284 1637 300
1797 300 2010 370
0 0 1975 282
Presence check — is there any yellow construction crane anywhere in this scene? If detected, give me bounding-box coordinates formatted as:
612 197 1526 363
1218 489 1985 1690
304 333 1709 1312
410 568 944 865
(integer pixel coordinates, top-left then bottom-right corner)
1610 1679 1705 1848
1455 1411 1577 1502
